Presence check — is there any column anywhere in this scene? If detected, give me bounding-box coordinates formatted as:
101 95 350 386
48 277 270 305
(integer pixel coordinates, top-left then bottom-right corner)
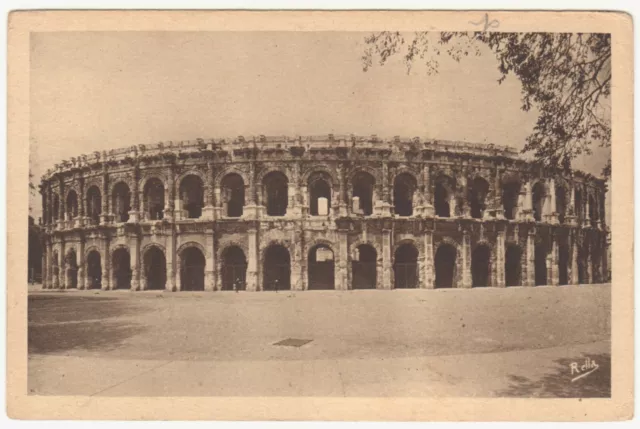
60 239 67 289
78 239 86 290
570 232 579 284
78 177 85 227
461 176 470 218
246 226 258 291
166 230 176 292
130 235 140 291
101 239 110 290
381 227 392 289
496 229 506 287
164 166 175 221
523 180 533 220
43 241 50 289
202 161 216 220
205 230 215 291
58 178 65 229
423 229 434 288
288 162 301 217
128 164 140 223
380 162 392 216
338 162 347 217
100 168 109 225
525 230 535 286
493 170 504 219
423 165 434 217
546 178 558 224
549 234 559 286
566 182 577 225
461 231 472 288
583 190 591 228
337 229 349 290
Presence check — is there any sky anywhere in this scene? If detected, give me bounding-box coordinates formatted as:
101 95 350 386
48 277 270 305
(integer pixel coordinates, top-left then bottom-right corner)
29 31 611 217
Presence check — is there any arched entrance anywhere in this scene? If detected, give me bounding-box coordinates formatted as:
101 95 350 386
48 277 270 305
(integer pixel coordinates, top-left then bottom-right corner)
144 178 165 220
65 249 78 288
558 243 569 285
435 243 456 288
534 244 547 286
434 177 453 217
263 245 291 291
308 244 335 290
352 244 377 289
86 186 102 225
112 247 131 290
352 172 375 216
532 182 546 221
471 244 491 287
221 173 245 217
221 246 248 291
505 244 522 286
394 243 418 289
180 247 205 291
179 175 204 219
502 181 521 220
556 186 567 224
143 246 166 290
469 177 490 219
309 173 332 216
86 250 102 289
66 190 79 220
393 173 417 216
112 182 131 223
263 171 288 216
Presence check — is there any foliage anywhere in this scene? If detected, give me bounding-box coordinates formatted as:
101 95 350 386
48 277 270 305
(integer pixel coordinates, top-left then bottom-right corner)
362 32 611 176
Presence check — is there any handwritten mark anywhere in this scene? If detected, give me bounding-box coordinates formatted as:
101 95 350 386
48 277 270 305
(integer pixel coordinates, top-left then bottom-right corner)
469 13 500 32
570 357 600 383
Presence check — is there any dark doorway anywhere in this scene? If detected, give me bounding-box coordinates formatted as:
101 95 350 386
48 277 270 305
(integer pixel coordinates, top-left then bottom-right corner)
505 245 522 286
434 181 451 217
308 245 335 290
263 171 288 216
86 250 102 289
352 244 377 289
112 248 132 290
352 172 375 216
221 173 245 217
179 175 204 219
309 175 332 216
180 247 205 291
393 173 416 216
472 245 491 287
144 178 165 220
469 178 490 219
86 186 102 225
532 182 546 221
434 243 456 288
263 245 291 291
534 244 547 286
221 246 248 291
394 243 418 289
144 246 166 290
65 249 78 288
559 243 569 285
112 182 131 223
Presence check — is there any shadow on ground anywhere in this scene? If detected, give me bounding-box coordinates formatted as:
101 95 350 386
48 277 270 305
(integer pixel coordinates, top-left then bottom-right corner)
29 295 148 354
496 353 611 398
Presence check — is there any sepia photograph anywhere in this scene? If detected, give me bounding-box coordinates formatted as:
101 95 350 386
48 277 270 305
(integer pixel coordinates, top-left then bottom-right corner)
7 10 633 421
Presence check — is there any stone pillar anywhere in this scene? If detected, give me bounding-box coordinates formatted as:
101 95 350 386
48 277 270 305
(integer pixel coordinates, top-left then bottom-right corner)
525 230 535 286
338 162 347 217
549 234 559 286
128 164 140 223
337 229 349 290
423 229 434 288
43 241 51 289
382 227 392 289
246 226 258 291
461 176 470 218
58 178 65 229
566 182 577 226
164 166 175 221
205 230 215 291
380 162 392 216
461 230 472 288
546 178 558 224
59 239 67 289
423 164 434 217
130 235 140 291
78 239 85 290
202 161 216 220
290 229 303 291
101 239 110 290
496 229 506 287
586 244 593 284
583 192 591 228
493 170 504 219
570 232 579 284
166 230 176 292
100 168 110 225
522 180 533 221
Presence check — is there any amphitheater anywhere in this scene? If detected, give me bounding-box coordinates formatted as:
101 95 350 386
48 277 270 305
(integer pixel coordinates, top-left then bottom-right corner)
38 135 609 292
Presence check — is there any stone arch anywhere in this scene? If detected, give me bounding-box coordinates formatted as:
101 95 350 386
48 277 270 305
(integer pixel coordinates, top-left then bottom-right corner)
347 165 381 185
434 241 458 288
256 166 290 185
350 170 376 216
177 240 207 258
393 241 419 289
85 248 102 289
215 166 249 188
302 165 338 187
217 239 248 263
504 242 523 286
262 170 289 216
393 171 418 217
111 181 132 223
142 244 167 290
471 242 492 287
142 177 166 220
178 174 205 219
262 243 291 291
221 245 248 291
178 242 206 291
308 170 334 216
351 243 378 290
307 240 336 290
109 178 133 200
139 173 167 193
175 168 207 188
111 245 131 290
220 172 245 217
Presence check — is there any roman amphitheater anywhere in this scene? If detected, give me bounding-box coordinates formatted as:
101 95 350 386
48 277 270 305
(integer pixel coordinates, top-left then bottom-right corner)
38 135 609 292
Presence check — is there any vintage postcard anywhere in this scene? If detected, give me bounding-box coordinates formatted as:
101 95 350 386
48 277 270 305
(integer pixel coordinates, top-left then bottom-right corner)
7 10 634 421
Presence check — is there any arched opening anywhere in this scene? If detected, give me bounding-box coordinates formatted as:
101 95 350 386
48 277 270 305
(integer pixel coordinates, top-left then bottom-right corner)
556 185 567 224
434 178 453 218
434 243 456 288
144 178 165 220
263 245 291 291
532 182 546 222
502 181 521 220
112 182 131 223
65 249 78 288
469 177 490 219
221 173 245 217
589 195 598 227
393 173 417 216
558 243 569 285
505 244 522 286
534 244 547 286
52 194 60 222
221 246 248 291
86 250 102 289
394 243 418 289
143 246 166 290
180 247 205 291
179 175 204 219
471 244 491 287
86 186 102 225
352 244 377 289
263 171 288 216
352 172 375 216
308 244 335 290
66 190 78 220
309 174 332 216
112 247 131 290
575 188 584 223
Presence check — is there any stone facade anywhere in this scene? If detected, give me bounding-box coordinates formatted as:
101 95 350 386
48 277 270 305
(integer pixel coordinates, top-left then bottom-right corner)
38 134 609 292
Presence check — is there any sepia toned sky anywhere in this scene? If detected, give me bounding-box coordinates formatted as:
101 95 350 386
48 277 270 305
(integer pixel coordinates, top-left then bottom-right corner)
29 31 611 217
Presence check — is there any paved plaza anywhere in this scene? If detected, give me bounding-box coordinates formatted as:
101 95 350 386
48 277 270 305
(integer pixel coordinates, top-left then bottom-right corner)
28 284 611 397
